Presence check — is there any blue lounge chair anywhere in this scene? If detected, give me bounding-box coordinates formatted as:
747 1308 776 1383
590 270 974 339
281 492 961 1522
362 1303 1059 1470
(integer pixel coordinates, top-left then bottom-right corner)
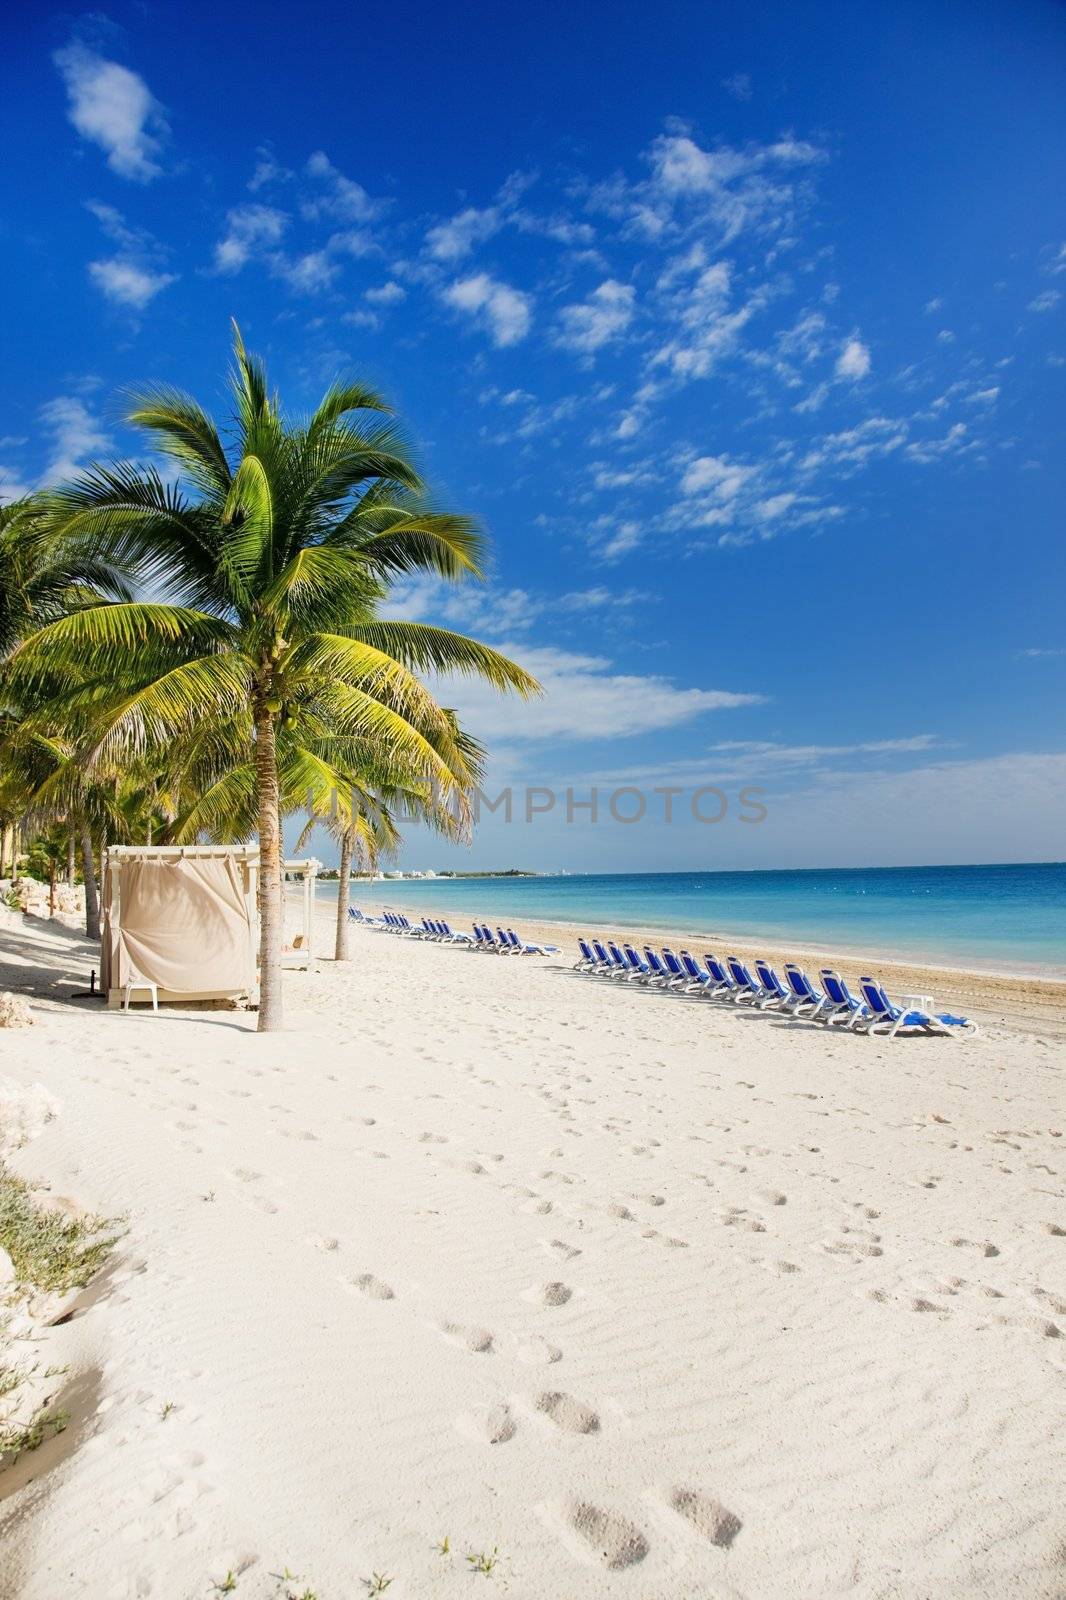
574 937 599 971
819 969 871 1028
678 951 722 996
661 949 690 989
754 959 790 1009
642 947 671 987
623 943 654 980
604 941 631 977
726 956 772 1006
858 978 979 1038
783 964 829 1019
592 939 615 974
704 955 739 997
439 921 472 944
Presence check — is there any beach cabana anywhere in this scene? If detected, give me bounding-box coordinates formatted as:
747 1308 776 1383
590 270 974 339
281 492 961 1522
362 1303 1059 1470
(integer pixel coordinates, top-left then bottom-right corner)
101 844 260 1008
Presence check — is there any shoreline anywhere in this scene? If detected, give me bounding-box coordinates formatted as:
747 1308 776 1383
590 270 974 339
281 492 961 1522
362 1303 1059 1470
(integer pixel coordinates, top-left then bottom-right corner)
325 890 1066 1035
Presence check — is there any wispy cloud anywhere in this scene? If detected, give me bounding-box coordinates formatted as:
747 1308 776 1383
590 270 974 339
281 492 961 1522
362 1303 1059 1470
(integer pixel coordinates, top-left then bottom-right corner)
442 273 532 346
426 205 502 261
54 42 166 182
302 151 381 223
365 281 406 305
37 396 110 484
835 335 871 380
435 642 765 742
88 258 176 308
213 204 288 273
85 201 177 308
556 280 636 353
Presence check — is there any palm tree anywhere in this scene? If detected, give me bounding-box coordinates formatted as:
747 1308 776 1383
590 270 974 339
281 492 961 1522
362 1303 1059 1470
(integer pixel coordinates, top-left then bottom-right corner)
0 498 133 912
11 325 538 1029
0 498 132 656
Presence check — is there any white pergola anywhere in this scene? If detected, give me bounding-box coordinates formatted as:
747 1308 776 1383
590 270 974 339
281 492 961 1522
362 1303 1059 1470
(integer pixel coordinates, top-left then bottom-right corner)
282 856 322 967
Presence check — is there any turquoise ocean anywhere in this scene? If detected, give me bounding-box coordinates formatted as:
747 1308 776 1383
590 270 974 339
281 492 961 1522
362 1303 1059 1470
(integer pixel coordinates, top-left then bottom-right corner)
323 862 1066 975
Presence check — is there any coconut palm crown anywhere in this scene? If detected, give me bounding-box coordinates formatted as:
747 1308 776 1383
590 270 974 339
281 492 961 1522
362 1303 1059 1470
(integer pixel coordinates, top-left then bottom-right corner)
8 323 539 1030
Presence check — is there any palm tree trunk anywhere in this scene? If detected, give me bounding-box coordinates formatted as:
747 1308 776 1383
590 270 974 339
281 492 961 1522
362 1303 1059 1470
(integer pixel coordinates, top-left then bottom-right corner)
254 700 284 1031
81 825 100 942
67 831 76 884
48 862 56 917
335 829 353 961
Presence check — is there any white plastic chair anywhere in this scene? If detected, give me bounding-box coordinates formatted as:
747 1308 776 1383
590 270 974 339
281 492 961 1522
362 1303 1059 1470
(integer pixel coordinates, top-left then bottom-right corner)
122 972 159 1012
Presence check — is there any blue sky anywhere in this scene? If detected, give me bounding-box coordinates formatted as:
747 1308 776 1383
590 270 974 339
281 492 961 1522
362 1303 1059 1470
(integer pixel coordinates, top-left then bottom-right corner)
3 0 1065 870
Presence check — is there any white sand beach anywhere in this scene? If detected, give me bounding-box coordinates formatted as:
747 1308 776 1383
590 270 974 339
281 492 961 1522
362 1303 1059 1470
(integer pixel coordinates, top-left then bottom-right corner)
1 904 1065 1599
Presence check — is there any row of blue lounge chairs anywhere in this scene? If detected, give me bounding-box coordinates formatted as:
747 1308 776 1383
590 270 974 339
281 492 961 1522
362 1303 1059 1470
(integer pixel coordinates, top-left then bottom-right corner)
349 907 560 956
574 938 979 1039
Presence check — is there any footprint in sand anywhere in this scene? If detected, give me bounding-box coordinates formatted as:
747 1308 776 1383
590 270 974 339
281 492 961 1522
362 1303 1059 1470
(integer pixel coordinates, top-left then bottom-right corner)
307 1234 339 1252
641 1228 689 1248
535 1391 600 1433
558 1500 649 1569
523 1281 573 1307
668 1488 742 1547
456 1402 516 1445
439 1322 494 1353
540 1238 582 1262
345 1273 395 1300
517 1335 562 1365
720 1208 766 1234
951 1237 1000 1257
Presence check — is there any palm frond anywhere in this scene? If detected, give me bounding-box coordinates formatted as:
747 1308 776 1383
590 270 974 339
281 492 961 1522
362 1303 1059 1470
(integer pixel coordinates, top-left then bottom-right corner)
345 622 541 696
125 385 232 496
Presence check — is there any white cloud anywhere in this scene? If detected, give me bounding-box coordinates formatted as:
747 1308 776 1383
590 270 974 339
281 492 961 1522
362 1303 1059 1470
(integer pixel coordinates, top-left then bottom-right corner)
601 521 643 560
680 453 752 499
248 148 292 191
442 273 532 346
1016 647 1065 659
38 397 110 484
435 643 765 742
273 250 339 294
754 491 796 521
89 257 176 308
645 129 822 207
85 201 176 308
835 336 871 379
426 205 501 261
0 466 32 504
213 204 288 272
800 417 906 472
303 151 379 222
365 281 406 305
1028 289 1062 313
904 421 969 464
556 280 636 353
54 43 166 182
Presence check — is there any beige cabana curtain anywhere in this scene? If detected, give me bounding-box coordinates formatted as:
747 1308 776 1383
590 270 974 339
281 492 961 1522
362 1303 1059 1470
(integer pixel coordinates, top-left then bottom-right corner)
102 854 252 995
